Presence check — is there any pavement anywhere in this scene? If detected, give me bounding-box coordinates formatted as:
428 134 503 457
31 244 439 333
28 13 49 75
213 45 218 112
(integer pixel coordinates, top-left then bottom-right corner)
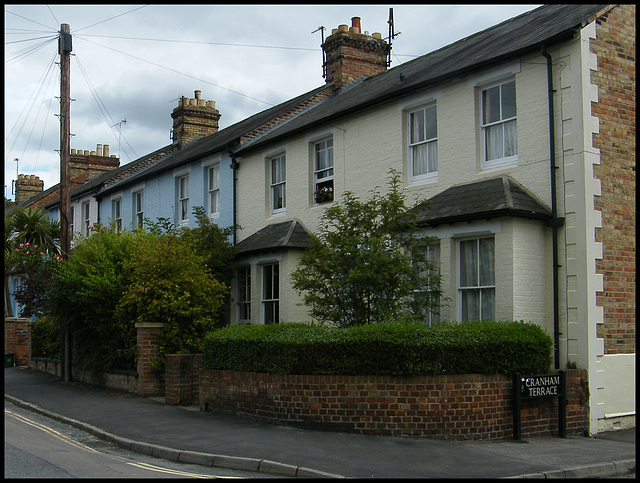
4 366 636 479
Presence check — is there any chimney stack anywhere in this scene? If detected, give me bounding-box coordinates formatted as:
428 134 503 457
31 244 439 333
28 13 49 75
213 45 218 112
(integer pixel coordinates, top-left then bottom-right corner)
14 174 44 204
171 90 221 147
69 143 120 183
322 16 390 91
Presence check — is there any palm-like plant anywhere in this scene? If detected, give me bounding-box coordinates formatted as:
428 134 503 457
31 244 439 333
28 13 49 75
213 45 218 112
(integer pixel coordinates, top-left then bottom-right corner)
10 207 61 255
5 207 61 317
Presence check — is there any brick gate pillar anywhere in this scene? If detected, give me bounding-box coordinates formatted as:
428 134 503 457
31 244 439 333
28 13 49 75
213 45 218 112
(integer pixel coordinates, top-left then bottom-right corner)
135 322 165 396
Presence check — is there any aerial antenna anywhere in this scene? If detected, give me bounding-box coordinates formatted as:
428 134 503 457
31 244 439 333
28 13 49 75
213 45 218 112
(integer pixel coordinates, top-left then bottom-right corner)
312 26 327 78
111 118 127 158
387 8 401 67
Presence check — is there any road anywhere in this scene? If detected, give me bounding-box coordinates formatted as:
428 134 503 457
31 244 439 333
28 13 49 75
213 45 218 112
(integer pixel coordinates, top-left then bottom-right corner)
5 401 285 478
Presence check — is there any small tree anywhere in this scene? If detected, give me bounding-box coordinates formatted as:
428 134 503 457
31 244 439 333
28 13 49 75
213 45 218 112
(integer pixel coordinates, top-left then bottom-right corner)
118 230 228 373
291 171 442 327
46 224 137 374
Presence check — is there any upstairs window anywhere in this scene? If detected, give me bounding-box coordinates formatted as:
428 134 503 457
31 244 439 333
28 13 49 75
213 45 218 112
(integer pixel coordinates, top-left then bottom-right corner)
270 154 286 214
178 175 189 223
409 104 438 181
112 198 122 231
82 202 90 236
134 191 144 228
481 79 517 167
208 165 220 217
313 138 334 204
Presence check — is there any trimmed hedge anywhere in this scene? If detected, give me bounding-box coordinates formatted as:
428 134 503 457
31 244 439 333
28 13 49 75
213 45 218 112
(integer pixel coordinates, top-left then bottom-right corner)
202 321 553 376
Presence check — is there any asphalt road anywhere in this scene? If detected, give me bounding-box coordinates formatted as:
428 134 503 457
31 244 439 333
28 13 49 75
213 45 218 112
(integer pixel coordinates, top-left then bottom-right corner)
5 401 287 479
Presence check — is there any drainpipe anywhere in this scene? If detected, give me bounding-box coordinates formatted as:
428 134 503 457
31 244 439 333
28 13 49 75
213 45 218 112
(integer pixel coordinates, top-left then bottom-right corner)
542 45 564 370
228 144 239 246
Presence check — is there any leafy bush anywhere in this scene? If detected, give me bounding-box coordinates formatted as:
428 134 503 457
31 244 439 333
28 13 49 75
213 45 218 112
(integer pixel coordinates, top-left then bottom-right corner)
118 230 228 373
203 321 553 376
30 316 61 359
46 225 137 374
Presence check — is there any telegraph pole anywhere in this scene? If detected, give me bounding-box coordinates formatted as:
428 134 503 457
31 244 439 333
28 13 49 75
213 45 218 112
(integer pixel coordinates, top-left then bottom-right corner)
59 23 72 382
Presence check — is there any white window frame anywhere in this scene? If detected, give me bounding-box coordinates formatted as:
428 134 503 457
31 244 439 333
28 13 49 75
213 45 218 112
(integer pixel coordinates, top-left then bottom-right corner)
133 190 144 228
178 174 189 223
112 198 122 231
262 263 279 324
207 165 220 217
414 241 441 326
409 103 438 182
270 153 286 214
458 237 495 322
236 266 251 323
69 205 75 234
82 202 90 236
481 79 517 169
313 137 334 204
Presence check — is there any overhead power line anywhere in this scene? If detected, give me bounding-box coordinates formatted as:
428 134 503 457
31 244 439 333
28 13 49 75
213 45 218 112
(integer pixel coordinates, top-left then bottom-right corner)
77 36 275 107
75 33 320 52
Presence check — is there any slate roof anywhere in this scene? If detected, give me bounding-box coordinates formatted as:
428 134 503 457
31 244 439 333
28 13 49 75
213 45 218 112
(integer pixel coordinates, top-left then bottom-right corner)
413 176 552 227
236 4 611 155
235 219 313 255
98 86 329 196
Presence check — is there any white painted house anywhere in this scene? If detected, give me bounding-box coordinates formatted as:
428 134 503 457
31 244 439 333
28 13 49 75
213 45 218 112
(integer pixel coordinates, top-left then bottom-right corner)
229 5 635 435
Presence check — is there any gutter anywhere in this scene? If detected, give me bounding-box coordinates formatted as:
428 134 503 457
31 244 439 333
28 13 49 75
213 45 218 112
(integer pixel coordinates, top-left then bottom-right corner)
541 45 565 370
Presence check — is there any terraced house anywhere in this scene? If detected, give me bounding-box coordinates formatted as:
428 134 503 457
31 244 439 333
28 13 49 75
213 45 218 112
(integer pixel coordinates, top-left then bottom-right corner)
8 5 634 436
228 4 635 435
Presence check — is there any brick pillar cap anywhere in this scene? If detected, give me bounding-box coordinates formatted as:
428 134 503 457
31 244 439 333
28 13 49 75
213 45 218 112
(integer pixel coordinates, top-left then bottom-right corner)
135 322 166 328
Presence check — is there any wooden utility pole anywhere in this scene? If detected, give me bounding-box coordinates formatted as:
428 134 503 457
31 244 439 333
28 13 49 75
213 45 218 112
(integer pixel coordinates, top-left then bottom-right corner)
59 23 72 382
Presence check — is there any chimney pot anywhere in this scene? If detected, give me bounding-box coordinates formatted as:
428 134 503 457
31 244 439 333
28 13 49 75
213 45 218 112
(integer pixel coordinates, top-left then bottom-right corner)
104 145 109 157
97 144 103 156
338 24 349 32
195 90 201 100
351 17 361 32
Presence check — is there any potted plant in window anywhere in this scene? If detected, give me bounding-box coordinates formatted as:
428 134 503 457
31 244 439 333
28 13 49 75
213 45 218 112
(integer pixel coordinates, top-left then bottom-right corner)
314 186 333 203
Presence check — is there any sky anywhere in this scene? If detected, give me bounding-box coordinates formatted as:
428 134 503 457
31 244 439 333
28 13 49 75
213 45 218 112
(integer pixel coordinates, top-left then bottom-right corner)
4 4 540 201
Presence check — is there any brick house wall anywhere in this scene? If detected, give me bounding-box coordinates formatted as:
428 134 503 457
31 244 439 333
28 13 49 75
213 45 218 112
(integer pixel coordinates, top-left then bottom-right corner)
199 369 588 440
590 4 636 355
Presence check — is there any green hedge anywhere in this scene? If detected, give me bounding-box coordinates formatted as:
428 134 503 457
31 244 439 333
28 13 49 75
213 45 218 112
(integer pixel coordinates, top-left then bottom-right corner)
202 321 553 376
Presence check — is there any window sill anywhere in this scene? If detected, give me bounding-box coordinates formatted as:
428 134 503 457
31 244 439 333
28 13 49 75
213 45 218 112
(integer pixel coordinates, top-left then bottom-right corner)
481 155 518 171
410 173 438 185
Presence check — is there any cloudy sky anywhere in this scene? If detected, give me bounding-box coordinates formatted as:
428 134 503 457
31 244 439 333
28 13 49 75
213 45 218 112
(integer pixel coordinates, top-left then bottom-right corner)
4 4 540 200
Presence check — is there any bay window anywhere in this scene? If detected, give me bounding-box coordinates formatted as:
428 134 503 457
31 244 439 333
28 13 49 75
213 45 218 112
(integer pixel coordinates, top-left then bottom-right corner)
459 237 495 321
262 263 279 324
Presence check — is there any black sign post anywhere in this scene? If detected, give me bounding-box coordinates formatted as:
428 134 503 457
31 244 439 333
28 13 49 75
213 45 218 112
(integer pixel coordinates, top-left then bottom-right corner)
513 371 566 440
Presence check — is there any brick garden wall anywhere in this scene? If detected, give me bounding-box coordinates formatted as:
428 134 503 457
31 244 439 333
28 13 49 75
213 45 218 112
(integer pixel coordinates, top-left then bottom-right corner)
4 317 30 366
590 4 636 354
165 354 202 405
199 369 588 440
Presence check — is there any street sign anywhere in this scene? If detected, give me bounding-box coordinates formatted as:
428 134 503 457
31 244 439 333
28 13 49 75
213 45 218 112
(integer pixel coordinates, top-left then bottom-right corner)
513 371 566 440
